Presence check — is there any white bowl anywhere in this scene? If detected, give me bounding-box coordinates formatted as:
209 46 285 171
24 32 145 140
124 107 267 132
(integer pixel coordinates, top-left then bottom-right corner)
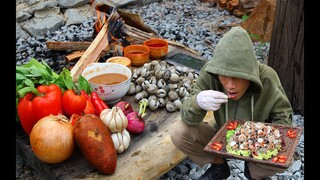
81 62 132 105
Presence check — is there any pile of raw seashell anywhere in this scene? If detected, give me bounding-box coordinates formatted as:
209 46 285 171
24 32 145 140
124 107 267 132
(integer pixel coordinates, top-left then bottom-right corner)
127 60 198 112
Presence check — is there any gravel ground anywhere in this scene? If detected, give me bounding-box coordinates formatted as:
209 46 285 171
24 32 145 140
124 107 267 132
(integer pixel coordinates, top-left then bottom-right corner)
16 0 304 179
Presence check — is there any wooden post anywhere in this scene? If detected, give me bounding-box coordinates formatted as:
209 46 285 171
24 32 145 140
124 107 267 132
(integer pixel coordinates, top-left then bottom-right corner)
268 0 304 114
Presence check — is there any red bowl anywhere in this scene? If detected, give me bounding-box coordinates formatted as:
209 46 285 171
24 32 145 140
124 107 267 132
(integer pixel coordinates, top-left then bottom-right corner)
124 44 150 66
143 38 168 59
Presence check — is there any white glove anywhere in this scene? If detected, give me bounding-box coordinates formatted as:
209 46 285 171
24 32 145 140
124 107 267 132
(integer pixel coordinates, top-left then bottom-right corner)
196 90 228 111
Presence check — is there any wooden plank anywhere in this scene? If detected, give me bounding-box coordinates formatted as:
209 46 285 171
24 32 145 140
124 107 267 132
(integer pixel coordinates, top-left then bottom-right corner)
46 41 93 51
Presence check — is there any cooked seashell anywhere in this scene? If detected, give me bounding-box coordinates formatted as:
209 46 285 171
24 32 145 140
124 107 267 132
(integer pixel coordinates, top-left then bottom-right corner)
149 98 159 111
140 67 149 78
141 80 150 90
154 64 161 72
257 129 266 136
135 90 148 102
254 122 263 130
166 101 177 112
132 73 139 80
187 72 194 80
257 138 264 143
182 66 189 73
163 70 171 80
160 64 167 71
127 83 136 95
175 65 182 73
135 84 142 93
173 99 182 110
168 83 178 90
168 90 179 101
147 84 158 94
180 96 189 103
143 63 152 71
238 134 246 142
149 76 157 85
133 68 141 76
273 129 281 138
182 77 192 84
158 97 166 108
159 60 167 66
155 69 164 79
157 79 166 88
150 60 160 67
156 89 167 98
161 84 170 92
178 87 187 97
170 73 180 83
149 70 155 77
267 143 275 150
148 95 157 101
229 141 238 149
135 77 145 85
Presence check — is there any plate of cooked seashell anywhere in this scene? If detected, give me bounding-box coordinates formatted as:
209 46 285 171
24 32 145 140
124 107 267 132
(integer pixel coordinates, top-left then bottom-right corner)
204 120 303 168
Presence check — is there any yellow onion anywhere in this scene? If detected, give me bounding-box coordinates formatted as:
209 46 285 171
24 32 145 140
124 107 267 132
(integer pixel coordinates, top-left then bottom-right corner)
29 113 75 163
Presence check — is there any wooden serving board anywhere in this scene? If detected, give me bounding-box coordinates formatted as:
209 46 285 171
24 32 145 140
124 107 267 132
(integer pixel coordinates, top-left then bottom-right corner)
204 120 303 168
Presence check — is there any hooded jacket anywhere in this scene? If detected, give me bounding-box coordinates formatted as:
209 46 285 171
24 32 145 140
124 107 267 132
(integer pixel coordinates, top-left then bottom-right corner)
180 26 292 131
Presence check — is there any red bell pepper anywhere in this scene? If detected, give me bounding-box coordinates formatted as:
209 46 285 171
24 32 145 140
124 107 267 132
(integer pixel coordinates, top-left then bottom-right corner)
80 90 96 115
90 91 109 116
17 84 63 135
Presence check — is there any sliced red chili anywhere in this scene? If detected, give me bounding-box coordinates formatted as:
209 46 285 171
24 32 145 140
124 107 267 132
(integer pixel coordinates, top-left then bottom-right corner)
271 156 278 163
211 142 223 151
286 129 297 138
226 121 238 130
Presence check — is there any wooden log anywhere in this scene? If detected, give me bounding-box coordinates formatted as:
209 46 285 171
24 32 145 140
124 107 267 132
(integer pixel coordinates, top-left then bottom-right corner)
65 51 86 62
70 22 110 82
46 41 93 51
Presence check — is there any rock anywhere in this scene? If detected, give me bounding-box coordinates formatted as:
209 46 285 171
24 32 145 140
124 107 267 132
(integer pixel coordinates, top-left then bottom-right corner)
240 0 276 42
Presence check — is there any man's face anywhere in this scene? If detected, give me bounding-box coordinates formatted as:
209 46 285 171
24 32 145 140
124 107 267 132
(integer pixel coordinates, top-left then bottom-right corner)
218 75 250 100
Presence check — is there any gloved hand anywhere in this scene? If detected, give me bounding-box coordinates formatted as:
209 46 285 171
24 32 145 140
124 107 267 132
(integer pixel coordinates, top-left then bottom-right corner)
196 90 228 111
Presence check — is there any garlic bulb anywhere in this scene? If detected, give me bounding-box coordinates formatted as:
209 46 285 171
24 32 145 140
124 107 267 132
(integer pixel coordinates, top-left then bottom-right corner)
111 129 131 153
100 106 128 133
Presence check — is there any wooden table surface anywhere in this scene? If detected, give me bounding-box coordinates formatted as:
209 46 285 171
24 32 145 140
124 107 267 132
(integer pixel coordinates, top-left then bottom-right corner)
16 44 213 180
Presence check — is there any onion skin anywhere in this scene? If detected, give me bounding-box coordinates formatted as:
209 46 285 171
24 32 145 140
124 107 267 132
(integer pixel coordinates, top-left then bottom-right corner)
126 111 145 134
29 114 75 164
115 101 134 116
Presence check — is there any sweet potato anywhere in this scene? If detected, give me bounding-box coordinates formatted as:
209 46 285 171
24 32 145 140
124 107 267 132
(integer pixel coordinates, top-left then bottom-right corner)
73 114 117 174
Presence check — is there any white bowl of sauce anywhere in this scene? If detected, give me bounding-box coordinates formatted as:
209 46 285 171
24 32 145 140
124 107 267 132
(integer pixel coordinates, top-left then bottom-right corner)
82 62 132 105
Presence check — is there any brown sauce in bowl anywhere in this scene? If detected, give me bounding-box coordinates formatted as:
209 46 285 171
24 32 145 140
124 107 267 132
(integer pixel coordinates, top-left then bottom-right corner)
88 73 128 85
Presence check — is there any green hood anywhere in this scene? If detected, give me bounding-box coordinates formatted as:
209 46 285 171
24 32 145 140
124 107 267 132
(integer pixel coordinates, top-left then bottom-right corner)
204 26 263 93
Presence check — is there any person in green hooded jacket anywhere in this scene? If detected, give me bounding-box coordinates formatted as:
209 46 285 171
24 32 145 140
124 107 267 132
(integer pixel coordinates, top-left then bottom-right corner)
170 26 293 180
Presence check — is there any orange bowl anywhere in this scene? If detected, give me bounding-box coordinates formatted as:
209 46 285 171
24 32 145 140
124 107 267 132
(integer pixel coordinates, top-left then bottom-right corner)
143 38 168 59
124 44 150 66
106 56 131 68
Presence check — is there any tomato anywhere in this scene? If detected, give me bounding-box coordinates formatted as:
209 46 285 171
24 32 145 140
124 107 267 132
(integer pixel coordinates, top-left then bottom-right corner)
62 89 87 117
17 84 63 135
